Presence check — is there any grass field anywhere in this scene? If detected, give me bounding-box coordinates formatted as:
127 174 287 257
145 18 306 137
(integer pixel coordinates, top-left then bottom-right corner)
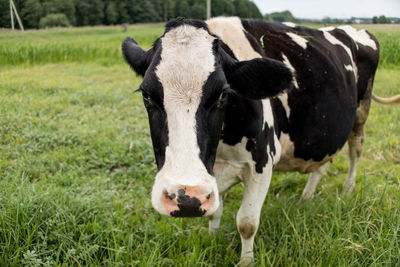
0 23 399 266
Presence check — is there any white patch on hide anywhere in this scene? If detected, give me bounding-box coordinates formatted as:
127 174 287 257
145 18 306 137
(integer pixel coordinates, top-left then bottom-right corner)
281 54 299 88
319 26 335 31
278 93 291 118
338 25 377 50
344 64 354 72
322 31 357 80
282 22 296 28
286 32 308 49
206 17 262 60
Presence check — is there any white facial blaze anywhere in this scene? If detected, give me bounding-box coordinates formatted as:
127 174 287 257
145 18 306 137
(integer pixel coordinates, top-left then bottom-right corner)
152 25 219 216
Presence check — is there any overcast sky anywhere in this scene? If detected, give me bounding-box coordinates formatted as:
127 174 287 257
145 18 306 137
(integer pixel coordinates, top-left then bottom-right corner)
252 0 400 19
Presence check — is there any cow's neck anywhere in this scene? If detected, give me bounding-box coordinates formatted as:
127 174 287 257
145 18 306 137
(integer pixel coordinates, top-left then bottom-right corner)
220 95 264 146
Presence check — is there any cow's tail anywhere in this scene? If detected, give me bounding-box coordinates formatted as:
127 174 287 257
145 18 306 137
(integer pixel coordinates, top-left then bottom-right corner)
372 93 400 105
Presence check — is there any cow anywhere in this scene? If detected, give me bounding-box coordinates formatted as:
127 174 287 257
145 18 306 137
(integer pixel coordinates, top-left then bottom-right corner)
122 17 399 265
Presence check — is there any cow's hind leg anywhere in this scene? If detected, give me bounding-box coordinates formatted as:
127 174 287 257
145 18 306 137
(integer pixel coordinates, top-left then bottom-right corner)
343 78 373 194
237 166 272 266
343 126 365 194
300 163 329 201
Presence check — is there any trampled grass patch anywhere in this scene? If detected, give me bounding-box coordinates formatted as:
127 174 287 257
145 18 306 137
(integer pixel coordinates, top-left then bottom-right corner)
0 24 399 266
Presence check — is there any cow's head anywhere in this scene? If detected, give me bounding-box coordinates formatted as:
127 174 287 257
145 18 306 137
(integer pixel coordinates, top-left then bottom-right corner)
122 18 292 217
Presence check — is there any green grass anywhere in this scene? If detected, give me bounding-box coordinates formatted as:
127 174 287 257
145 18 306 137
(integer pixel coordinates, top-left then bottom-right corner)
0 24 163 66
0 24 399 266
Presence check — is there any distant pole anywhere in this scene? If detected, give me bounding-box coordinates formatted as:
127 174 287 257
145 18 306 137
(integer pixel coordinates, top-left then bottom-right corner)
10 0 24 31
163 0 168 22
207 0 211 19
10 0 14 30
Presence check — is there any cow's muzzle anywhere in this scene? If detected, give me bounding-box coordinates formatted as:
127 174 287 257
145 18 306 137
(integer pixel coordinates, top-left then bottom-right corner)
162 186 215 217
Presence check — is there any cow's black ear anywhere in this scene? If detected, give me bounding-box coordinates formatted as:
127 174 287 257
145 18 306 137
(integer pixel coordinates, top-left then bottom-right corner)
122 37 153 77
222 53 293 99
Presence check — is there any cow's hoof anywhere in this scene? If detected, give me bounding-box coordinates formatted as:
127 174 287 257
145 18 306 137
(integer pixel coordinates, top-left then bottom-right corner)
208 226 219 234
299 192 314 202
342 183 355 195
239 257 253 267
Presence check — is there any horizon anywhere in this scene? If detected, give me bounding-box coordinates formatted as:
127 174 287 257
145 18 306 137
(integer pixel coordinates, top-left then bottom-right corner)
252 0 400 20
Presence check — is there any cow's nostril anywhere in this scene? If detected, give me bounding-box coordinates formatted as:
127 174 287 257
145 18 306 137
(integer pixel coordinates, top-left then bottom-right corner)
206 193 211 200
168 193 176 200
178 188 186 196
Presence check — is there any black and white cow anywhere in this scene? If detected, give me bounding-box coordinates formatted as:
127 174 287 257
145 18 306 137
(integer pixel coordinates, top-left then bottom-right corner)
122 17 398 265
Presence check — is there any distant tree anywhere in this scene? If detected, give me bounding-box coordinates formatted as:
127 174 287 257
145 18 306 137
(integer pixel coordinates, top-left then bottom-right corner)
124 0 161 23
55 0 76 26
116 0 130 24
246 1 262 18
212 0 234 17
233 0 249 18
137 0 161 22
0 0 11 28
1 0 267 28
322 17 332 24
74 0 91 25
151 0 165 21
190 2 206 19
372 16 378 24
41 0 58 14
233 0 262 19
21 0 43 28
158 0 175 21
74 0 104 26
175 0 190 18
87 0 104 25
264 10 296 22
377 15 391 24
39 13 70 28
38 0 75 26
105 2 118 24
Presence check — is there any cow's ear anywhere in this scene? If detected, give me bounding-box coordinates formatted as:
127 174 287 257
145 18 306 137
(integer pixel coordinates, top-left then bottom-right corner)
222 51 293 99
122 37 153 77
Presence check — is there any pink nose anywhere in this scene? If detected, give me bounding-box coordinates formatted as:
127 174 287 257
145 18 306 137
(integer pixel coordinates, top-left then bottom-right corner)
162 186 214 217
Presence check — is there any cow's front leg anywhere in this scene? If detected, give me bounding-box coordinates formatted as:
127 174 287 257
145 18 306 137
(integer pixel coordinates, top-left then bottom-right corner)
209 195 223 233
209 161 241 233
237 166 272 266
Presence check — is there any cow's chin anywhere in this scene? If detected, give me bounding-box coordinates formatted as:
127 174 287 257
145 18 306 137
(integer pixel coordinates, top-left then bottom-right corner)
151 176 220 218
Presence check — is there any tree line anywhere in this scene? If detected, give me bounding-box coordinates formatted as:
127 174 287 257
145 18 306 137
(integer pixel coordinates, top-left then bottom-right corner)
1 1 397 30
372 15 394 24
0 0 262 29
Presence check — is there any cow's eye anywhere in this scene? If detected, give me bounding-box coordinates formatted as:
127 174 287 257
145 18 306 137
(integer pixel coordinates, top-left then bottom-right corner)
217 91 228 109
142 92 153 107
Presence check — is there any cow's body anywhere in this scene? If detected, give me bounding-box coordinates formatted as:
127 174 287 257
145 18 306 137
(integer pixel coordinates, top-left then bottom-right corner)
122 17 380 265
209 17 378 172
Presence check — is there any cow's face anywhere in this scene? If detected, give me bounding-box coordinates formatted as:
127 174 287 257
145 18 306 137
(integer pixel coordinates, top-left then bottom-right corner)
122 19 292 217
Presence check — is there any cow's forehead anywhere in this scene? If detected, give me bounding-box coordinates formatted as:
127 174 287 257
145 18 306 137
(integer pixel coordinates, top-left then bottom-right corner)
155 24 216 105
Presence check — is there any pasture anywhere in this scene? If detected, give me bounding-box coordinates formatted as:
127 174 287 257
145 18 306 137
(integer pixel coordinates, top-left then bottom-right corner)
0 23 399 266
